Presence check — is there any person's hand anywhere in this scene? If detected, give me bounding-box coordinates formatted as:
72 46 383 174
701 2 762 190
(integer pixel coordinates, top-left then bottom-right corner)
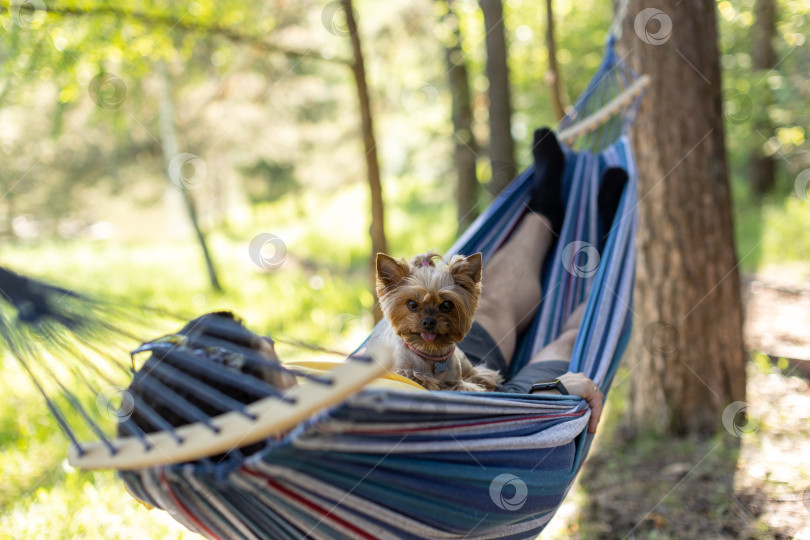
557 372 603 434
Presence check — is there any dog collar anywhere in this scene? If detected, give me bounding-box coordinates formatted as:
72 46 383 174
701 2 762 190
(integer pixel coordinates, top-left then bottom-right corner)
403 341 456 363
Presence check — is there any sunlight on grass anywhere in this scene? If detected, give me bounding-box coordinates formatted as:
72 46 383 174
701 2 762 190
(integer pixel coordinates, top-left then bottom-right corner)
4 468 195 540
760 196 810 269
734 193 810 274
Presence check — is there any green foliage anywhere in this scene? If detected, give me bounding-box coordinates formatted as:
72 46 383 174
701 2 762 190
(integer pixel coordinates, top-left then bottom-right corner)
719 0 810 189
240 158 300 204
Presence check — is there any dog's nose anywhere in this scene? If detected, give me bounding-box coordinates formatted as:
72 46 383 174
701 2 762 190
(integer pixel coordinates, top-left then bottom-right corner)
421 318 436 330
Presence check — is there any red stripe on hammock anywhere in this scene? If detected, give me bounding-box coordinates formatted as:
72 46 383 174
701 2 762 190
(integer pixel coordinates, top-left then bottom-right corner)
242 470 379 540
159 469 221 540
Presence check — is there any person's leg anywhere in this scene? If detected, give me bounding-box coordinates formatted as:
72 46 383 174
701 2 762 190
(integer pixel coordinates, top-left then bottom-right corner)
474 213 554 365
527 302 586 364
474 128 566 366
472 130 628 369
525 302 603 434
497 302 586 393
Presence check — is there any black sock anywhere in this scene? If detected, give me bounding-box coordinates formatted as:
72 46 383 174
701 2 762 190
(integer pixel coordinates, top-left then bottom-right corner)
598 167 629 241
528 128 566 236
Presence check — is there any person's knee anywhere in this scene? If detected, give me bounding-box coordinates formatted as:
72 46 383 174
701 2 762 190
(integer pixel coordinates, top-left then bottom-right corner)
531 327 578 363
560 326 578 341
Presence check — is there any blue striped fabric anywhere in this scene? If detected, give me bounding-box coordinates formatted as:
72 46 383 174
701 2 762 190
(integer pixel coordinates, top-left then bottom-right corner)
120 43 642 539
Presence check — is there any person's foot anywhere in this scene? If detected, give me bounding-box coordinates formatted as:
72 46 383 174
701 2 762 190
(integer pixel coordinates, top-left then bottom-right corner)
528 127 566 237
597 167 628 242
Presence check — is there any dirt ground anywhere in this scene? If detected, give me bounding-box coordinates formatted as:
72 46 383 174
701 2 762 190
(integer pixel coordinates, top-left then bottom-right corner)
547 271 810 539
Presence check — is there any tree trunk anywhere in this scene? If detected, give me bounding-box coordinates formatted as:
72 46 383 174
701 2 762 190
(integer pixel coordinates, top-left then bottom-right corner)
342 0 386 322
751 0 777 198
479 0 516 195
620 0 746 436
544 0 567 121
156 62 223 293
441 0 479 233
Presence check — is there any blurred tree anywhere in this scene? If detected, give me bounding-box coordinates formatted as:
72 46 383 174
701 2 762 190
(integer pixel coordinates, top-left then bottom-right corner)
621 0 746 435
719 0 809 203
439 0 480 233
544 0 567 121
240 159 299 205
342 0 387 322
751 0 777 198
479 0 516 195
157 61 222 292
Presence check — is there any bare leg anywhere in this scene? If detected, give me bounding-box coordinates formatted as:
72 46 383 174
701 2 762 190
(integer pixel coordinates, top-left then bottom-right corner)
528 302 586 364
475 212 554 365
525 302 603 434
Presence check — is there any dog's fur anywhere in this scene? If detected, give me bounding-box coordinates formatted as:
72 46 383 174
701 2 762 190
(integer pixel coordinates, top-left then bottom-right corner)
375 251 502 391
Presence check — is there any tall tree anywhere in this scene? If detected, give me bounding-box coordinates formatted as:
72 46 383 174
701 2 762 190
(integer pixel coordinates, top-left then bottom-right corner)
440 0 480 233
751 0 777 198
544 0 567 121
479 0 516 195
342 0 387 322
620 0 746 435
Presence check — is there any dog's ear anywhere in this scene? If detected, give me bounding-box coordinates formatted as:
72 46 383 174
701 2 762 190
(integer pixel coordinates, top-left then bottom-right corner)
375 253 410 292
448 252 482 290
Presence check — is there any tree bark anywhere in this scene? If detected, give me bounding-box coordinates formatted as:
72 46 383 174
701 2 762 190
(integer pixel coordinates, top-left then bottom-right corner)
620 0 746 435
342 0 386 322
479 0 516 195
441 0 479 233
544 0 567 121
751 0 777 197
156 62 223 293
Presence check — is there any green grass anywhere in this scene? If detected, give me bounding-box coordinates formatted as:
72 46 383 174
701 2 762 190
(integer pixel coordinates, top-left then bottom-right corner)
733 188 810 275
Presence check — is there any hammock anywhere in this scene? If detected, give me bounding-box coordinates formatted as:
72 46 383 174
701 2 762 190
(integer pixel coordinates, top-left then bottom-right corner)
0 39 646 539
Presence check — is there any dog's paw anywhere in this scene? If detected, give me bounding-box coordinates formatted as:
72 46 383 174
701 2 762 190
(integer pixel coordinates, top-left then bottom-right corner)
396 368 441 390
466 365 503 392
450 379 489 392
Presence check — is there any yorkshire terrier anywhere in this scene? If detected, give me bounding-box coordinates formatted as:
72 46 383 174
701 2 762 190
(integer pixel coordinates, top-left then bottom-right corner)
375 251 503 392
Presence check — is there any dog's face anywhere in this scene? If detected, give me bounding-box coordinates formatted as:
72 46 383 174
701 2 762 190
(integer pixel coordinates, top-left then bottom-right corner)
375 251 482 355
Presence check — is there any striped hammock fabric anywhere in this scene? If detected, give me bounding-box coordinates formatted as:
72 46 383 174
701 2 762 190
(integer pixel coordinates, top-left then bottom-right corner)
119 42 643 540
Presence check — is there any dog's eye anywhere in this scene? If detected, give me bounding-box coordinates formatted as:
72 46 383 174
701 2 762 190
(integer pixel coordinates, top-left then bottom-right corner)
406 300 418 311
439 301 454 313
